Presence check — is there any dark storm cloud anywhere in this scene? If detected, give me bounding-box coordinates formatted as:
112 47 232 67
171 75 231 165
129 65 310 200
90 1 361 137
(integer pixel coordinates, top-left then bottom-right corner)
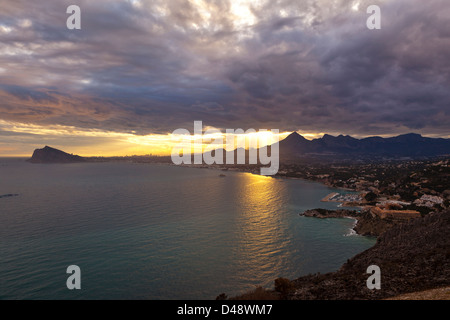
0 0 449 137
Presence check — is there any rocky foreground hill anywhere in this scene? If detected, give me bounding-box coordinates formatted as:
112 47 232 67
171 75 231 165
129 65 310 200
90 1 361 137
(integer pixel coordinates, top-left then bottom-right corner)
289 210 450 300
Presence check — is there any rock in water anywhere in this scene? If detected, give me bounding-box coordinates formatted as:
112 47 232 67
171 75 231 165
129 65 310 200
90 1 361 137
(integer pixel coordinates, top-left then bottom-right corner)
27 146 85 164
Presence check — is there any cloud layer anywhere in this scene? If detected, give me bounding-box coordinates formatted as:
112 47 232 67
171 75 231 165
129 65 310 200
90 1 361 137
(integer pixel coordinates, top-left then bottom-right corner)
1 0 449 149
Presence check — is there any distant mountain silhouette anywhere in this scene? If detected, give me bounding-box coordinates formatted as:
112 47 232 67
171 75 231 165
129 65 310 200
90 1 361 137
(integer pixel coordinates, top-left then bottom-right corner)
279 132 311 157
28 146 85 164
279 132 450 160
27 133 450 165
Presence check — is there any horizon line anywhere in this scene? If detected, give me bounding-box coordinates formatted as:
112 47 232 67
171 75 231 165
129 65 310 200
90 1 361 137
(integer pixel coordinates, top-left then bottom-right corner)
5 130 450 158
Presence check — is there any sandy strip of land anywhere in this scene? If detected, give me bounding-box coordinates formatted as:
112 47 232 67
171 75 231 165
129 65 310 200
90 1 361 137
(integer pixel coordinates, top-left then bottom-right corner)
321 192 339 202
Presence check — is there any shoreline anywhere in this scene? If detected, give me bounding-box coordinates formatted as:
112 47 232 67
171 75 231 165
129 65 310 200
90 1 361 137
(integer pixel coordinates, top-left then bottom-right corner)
299 208 394 237
290 210 450 300
232 209 450 300
343 216 359 237
321 192 340 202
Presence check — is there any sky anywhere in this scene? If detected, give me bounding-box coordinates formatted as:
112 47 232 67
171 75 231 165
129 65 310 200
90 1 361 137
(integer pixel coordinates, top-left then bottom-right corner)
0 0 449 156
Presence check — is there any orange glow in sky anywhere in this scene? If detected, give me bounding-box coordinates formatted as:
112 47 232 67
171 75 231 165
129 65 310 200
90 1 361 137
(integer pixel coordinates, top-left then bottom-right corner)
0 119 294 157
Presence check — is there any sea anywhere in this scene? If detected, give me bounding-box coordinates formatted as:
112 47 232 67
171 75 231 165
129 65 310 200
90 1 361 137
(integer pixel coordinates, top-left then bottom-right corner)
0 158 376 300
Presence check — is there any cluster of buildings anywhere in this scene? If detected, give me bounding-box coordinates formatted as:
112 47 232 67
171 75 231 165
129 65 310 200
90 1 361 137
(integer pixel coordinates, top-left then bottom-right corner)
413 194 444 208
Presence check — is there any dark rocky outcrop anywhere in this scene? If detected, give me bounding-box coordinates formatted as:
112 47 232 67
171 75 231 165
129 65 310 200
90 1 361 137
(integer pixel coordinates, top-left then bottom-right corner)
300 208 395 237
0 194 19 199
290 210 450 300
300 208 357 219
27 146 85 164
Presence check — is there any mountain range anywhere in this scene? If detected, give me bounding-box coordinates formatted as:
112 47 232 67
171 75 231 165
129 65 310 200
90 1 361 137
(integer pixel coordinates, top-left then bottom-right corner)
278 132 450 161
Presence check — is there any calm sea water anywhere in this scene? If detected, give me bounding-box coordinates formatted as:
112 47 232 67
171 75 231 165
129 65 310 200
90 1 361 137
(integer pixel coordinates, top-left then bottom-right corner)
0 158 375 300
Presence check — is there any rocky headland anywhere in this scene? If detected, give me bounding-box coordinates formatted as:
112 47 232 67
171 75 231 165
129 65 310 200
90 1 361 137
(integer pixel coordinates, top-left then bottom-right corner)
27 146 86 164
300 208 396 237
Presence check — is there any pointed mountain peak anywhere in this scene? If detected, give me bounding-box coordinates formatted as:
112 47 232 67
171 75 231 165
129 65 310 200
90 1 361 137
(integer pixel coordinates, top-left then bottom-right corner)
280 132 311 151
285 131 307 140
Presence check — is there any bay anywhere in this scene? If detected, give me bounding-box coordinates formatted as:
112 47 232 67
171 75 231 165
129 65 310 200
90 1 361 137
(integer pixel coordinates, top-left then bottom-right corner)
0 159 375 300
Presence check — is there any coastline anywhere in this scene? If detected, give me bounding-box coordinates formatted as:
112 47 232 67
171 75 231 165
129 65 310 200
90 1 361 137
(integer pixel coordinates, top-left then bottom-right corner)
231 209 450 300
343 216 359 237
290 210 450 300
209 165 362 195
167 165 377 239
299 208 395 237
321 192 340 202
198 165 378 239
